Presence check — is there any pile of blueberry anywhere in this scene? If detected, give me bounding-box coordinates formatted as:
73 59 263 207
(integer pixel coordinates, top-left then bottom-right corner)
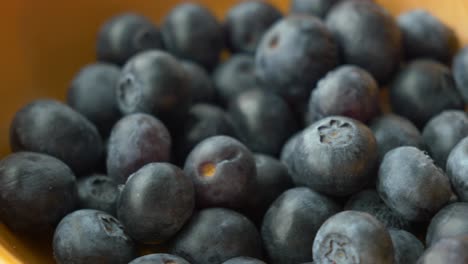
2 0 468 263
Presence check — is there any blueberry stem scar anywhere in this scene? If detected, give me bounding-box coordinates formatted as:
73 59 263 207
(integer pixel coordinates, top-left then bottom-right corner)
200 163 216 177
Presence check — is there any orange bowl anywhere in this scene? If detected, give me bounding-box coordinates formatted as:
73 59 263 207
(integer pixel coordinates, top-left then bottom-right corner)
0 0 467 263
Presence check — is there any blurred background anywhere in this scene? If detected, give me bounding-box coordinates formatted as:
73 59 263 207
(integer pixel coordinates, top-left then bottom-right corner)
0 0 467 263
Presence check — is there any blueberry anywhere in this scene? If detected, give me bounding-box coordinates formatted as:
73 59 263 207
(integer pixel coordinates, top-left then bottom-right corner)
10 99 103 175
453 46 468 103
398 9 458 64
53 209 136 264
183 136 256 209
285 116 378 196
422 110 468 167
447 137 468 201
77 174 119 216
181 60 216 104
161 3 223 70
290 0 338 18
116 50 190 133
129 254 190 264
213 55 262 105
417 235 468 264
313 211 394 264
255 15 338 114
370 114 424 162
169 208 263 264
280 131 302 178
228 88 298 156
222 256 266 264
224 1 282 54
67 63 121 137
389 229 424 264
377 146 453 221
175 104 237 164
326 0 402 84
0 152 77 233
390 59 464 128
426 202 468 247
307 65 381 124
117 163 194 244
345 189 412 231
107 113 171 184
97 13 163 65
244 154 294 224
262 187 341 264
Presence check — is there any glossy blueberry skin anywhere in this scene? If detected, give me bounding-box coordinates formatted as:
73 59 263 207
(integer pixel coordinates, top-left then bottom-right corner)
370 114 424 162
53 209 137 264
183 136 256 209
170 208 263 264
398 9 458 64
326 0 401 84
307 65 381 125
345 189 412 231
244 154 294 225
453 46 468 103
285 116 378 196
426 203 468 247
262 187 340 264
255 15 338 114
129 254 190 264
313 211 394 264
213 55 262 105
117 50 190 132
97 13 163 66
290 0 338 18
390 60 464 128
224 1 282 54
77 174 119 216
106 113 171 184
67 63 121 137
228 89 298 156
417 235 468 264
389 229 424 264
447 137 468 201
175 104 237 164
222 257 266 264
10 99 103 175
161 3 224 71
377 146 453 222
181 60 216 104
422 111 468 168
117 163 194 244
0 152 77 233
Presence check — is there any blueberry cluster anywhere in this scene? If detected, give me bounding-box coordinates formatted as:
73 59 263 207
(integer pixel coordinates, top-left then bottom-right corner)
2 1 468 264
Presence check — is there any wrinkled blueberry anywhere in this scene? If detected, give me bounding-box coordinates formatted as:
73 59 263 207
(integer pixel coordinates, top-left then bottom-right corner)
183 136 256 209
161 3 224 70
170 208 263 264
228 88 298 156
117 163 194 244
77 174 119 216
67 63 121 137
97 13 163 65
53 209 136 264
307 65 380 124
0 152 77 233
390 59 464 128
224 1 282 54
10 99 103 175
262 187 341 264
107 113 171 184
326 0 402 84
313 211 394 264
377 146 453 221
